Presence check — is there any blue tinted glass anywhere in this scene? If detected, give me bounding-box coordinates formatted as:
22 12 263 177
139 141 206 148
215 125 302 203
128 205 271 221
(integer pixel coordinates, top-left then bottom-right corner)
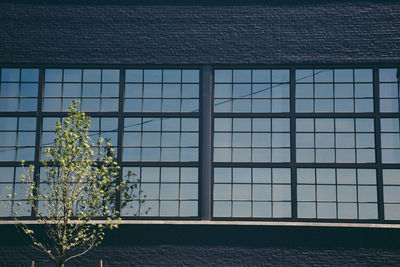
1 69 20 82
83 69 101 82
63 69 82 82
82 84 100 97
163 70 181 83
215 70 232 83
102 69 119 82
20 99 37 111
1 83 19 97
19 117 36 130
126 69 143 82
102 84 119 97
44 83 62 97
45 69 62 82
21 69 39 82
144 70 162 82
182 70 199 83
20 83 38 97
233 70 251 83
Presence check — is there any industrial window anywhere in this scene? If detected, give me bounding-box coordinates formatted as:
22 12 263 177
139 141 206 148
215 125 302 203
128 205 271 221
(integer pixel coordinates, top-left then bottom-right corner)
124 69 199 113
296 118 375 163
43 69 119 112
121 167 199 217
214 69 290 113
380 118 400 164
379 68 400 113
383 169 400 220
295 69 374 113
213 167 291 218
0 68 39 112
0 65 399 223
213 118 290 163
123 117 199 162
297 168 378 219
41 116 119 158
0 117 36 161
0 167 32 217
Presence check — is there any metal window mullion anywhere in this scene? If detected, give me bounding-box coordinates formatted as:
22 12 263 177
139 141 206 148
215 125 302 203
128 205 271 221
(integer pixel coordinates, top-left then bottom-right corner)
374 67 385 222
116 67 125 215
290 67 297 219
32 67 45 217
200 65 212 220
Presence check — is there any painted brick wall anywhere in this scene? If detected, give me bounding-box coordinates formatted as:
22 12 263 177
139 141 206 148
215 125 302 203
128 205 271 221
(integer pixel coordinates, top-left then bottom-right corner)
1 1 400 265
0 1 400 64
1 225 400 266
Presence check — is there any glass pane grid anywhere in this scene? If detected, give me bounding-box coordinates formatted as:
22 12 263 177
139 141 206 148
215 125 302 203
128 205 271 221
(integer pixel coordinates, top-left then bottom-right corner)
123 117 199 162
0 68 39 112
213 118 291 163
124 69 200 113
213 167 291 218
379 68 400 113
297 168 378 220
41 116 118 159
381 118 400 163
295 69 374 113
383 169 400 220
296 118 376 163
0 167 32 217
0 117 36 161
43 69 119 112
214 69 290 113
121 167 199 217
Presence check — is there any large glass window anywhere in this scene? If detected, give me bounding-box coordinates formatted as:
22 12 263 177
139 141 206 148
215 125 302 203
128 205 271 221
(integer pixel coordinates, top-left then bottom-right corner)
0 167 32 217
383 169 400 220
43 69 119 112
0 117 36 161
214 69 290 113
379 68 399 113
296 118 375 163
1 65 400 222
213 167 291 218
123 117 199 162
297 168 378 219
0 68 39 111
124 69 199 113
213 118 290 162
41 117 118 158
381 118 400 164
121 167 199 217
295 69 373 113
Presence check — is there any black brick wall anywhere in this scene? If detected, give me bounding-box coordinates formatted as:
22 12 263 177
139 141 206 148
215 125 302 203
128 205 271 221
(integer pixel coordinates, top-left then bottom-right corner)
1 1 400 265
1 224 400 266
1 1 400 65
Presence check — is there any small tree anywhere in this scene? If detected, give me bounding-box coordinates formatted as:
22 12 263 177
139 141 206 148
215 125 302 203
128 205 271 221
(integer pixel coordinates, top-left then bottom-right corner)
14 101 142 267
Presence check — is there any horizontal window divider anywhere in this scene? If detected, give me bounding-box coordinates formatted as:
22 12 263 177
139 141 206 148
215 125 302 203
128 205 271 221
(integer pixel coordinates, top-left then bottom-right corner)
293 163 379 168
40 112 119 117
122 112 200 117
119 162 200 167
293 113 377 118
213 113 291 118
212 162 292 167
0 161 36 167
0 112 39 117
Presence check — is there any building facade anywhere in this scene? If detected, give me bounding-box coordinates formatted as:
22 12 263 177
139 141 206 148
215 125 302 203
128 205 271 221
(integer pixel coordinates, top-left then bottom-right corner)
1 0 400 265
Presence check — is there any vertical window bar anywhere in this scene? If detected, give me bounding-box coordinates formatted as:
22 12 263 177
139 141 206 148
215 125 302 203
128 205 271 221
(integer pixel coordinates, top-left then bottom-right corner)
33 67 45 217
116 67 125 215
290 67 297 219
374 67 384 222
200 65 212 220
